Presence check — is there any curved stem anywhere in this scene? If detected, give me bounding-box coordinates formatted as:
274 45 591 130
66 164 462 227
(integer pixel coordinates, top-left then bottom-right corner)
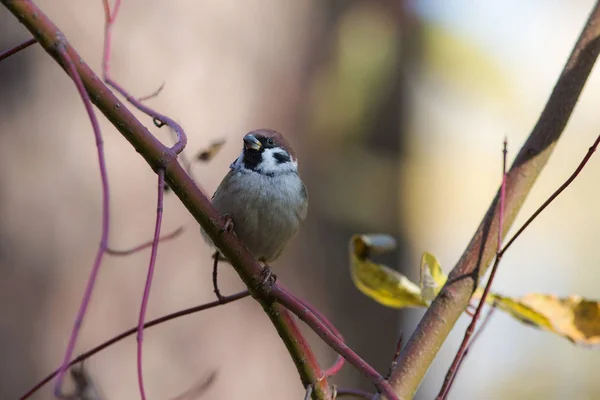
136 169 165 400
52 42 110 398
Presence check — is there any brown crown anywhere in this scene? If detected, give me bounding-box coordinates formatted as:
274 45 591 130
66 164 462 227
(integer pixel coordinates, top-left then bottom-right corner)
247 128 296 160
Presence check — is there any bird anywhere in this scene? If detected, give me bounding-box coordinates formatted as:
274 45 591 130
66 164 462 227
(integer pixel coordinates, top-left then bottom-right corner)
203 129 308 274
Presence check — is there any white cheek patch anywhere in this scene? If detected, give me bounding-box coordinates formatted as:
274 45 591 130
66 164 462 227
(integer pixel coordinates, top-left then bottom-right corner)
256 148 297 175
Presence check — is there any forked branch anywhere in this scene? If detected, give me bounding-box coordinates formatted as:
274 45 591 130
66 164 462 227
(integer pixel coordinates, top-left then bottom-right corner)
387 1 600 398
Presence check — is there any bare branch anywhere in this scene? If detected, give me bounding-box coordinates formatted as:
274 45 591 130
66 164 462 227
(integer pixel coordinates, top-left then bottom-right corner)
437 140 508 399
388 1 600 398
3 1 332 398
106 226 184 256
273 286 397 400
20 291 250 400
0 37 36 61
101 0 186 154
136 169 166 400
51 40 111 399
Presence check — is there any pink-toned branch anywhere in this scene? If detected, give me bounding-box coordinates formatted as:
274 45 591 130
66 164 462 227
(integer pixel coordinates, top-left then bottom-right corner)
388 1 600 398
106 226 184 256
51 41 111 398
272 286 397 399
2 1 334 398
19 290 251 400
101 0 186 155
136 169 166 400
0 37 36 61
436 140 509 399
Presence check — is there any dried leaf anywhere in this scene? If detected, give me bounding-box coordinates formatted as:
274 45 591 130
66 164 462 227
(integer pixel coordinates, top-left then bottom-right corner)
196 140 226 162
493 294 600 346
349 240 600 346
350 234 427 308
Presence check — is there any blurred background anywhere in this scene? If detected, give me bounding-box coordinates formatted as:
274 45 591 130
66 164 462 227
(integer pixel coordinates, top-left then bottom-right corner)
1 0 600 399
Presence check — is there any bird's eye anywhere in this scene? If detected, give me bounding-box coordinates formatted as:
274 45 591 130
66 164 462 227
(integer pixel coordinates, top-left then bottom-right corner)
267 138 275 145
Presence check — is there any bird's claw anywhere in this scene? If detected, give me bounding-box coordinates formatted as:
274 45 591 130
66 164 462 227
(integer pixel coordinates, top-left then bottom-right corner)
219 213 233 234
256 266 277 291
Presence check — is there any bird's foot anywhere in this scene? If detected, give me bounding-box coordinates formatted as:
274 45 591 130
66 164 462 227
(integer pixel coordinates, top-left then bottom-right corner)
219 213 233 234
256 265 277 292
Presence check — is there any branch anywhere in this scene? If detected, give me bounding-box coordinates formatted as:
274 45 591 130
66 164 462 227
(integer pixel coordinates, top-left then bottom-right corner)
436 140 508 399
101 0 187 155
106 226 185 256
387 1 600 398
51 39 110 398
20 291 250 400
2 1 331 398
0 37 36 61
273 286 397 400
136 169 165 400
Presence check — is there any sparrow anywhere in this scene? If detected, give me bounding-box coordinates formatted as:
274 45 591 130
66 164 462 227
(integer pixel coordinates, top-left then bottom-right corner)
204 129 308 265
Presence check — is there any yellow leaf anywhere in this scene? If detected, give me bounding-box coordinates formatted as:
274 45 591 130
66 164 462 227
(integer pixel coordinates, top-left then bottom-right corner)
350 235 427 308
487 293 553 331
419 252 448 301
476 292 600 346
349 243 600 346
515 294 600 346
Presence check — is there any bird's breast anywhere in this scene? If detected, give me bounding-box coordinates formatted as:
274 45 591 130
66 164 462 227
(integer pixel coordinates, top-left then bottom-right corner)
211 170 307 262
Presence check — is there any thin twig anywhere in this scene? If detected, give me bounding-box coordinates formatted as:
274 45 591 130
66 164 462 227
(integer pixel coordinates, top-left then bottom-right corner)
20 291 250 400
136 169 165 400
138 82 165 102
106 226 184 256
463 302 497 359
500 134 600 256
52 42 111 398
385 332 404 380
436 132 600 398
5 2 334 398
389 2 600 397
212 251 224 300
0 37 36 62
272 286 397 400
292 293 346 378
101 0 187 154
437 139 508 400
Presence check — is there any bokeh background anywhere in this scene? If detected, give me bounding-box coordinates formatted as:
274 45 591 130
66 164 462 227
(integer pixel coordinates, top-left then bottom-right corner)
1 1 600 399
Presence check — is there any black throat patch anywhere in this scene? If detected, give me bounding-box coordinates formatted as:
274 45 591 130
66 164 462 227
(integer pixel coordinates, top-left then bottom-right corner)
242 148 264 171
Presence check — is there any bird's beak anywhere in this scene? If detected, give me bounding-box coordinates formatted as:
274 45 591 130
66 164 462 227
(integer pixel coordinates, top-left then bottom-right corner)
243 134 262 151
